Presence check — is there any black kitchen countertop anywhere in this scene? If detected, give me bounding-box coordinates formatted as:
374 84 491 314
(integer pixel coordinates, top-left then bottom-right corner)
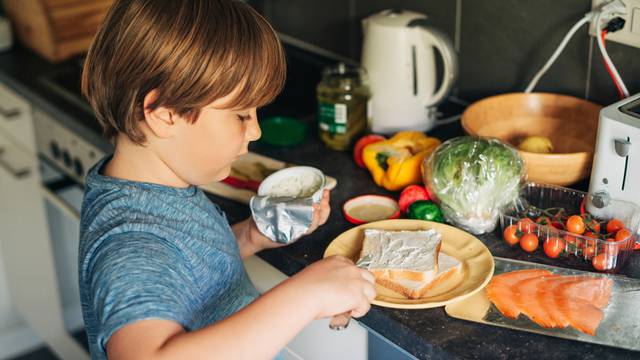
1 44 638 360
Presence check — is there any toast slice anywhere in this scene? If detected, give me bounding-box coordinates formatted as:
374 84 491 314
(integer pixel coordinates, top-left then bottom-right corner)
359 229 462 299
360 229 442 285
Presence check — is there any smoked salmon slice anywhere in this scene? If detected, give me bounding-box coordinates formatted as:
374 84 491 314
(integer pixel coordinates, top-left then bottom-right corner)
487 271 614 336
514 275 560 328
556 277 613 336
486 269 552 319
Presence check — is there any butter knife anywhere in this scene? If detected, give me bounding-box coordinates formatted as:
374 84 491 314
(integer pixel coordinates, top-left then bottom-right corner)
329 255 372 331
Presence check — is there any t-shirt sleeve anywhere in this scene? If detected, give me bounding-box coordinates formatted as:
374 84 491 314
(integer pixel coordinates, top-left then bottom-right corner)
86 231 197 351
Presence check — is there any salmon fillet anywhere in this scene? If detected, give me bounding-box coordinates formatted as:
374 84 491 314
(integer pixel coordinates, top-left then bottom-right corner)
514 275 560 328
488 270 614 336
486 269 552 319
556 277 613 336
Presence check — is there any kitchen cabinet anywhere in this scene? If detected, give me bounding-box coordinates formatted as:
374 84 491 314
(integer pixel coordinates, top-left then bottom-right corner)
0 83 87 359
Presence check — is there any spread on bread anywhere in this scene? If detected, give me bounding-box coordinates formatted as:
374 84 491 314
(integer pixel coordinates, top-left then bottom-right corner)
359 229 462 299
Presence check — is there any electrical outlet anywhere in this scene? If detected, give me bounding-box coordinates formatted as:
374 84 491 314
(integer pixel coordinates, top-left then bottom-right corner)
590 0 640 48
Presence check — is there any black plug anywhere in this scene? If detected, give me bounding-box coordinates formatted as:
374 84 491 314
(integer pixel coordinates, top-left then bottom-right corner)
605 17 626 33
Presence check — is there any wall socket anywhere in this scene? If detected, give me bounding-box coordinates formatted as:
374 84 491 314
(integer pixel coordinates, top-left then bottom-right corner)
590 0 640 48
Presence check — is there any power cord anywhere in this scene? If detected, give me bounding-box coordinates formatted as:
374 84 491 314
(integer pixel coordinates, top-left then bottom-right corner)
525 0 628 97
595 2 629 97
600 17 627 98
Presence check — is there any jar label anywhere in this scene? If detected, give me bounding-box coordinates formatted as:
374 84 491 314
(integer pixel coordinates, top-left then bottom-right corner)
318 103 347 134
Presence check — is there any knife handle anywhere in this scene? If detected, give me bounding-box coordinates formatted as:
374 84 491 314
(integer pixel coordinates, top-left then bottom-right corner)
329 311 351 331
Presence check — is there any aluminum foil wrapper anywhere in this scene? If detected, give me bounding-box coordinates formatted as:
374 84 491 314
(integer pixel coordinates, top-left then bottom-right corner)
250 195 314 244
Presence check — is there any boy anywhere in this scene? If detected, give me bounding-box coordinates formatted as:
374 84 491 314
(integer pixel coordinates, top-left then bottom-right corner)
78 1 376 359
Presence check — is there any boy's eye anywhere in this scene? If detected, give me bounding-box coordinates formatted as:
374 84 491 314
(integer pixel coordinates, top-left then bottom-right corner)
237 114 252 121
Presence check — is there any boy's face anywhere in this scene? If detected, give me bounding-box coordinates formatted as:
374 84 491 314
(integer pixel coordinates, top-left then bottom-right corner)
157 92 262 186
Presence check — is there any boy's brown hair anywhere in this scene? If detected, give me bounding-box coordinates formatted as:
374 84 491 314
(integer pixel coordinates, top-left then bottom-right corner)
82 0 286 144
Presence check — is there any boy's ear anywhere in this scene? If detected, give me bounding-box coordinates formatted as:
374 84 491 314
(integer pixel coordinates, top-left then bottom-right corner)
142 90 176 139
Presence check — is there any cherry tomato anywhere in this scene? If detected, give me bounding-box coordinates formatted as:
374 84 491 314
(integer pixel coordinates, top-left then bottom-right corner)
582 240 597 259
566 215 585 235
535 216 551 226
520 233 539 253
564 234 583 249
543 237 565 258
592 253 613 271
615 228 632 242
353 134 385 168
398 185 430 213
583 231 598 239
606 219 625 234
583 217 601 233
517 218 536 233
503 225 521 246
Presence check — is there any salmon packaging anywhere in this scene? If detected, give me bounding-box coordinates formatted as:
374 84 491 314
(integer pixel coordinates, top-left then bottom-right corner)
445 257 640 351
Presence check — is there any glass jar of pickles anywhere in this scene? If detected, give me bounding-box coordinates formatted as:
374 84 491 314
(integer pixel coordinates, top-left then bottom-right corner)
316 63 370 151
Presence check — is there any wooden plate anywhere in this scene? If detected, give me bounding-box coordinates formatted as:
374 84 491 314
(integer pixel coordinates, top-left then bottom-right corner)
323 219 494 309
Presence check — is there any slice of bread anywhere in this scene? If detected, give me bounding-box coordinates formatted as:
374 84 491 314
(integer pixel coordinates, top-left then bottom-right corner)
360 229 441 286
359 229 462 300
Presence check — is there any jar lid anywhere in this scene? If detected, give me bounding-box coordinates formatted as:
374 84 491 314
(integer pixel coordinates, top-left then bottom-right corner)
260 116 307 146
343 195 400 225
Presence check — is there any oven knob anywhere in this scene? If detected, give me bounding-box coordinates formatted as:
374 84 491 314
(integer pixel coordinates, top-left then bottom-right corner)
73 158 84 177
62 150 72 167
50 141 61 159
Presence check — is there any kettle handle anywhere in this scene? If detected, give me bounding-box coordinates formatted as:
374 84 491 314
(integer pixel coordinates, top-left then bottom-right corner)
414 25 458 108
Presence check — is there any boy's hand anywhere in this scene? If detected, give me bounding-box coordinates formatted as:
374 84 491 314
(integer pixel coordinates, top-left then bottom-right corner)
236 189 332 257
288 255 377 319
305 189 331 235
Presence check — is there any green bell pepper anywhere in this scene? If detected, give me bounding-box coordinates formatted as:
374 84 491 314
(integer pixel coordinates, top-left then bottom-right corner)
408 200 444 223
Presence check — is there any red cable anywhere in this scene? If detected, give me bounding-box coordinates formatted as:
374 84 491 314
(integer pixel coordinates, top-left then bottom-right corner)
600 30 626 99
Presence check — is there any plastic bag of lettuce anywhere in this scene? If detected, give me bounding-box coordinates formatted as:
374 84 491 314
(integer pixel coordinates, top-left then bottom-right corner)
423 136 525 234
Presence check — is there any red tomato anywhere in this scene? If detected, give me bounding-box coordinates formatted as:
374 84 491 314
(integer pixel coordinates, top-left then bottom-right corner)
615 228 632 242
517 218 536 233
566 215 585 235
583 217 601 233
398 185 430 213
535 216 551 225
564 234 583 249
606 219 625 234
543 237 565 258
583 231 598 239
503 225 521 246
520 233 539 253
353 134 385 168
582 240 597 259
592 253 613 271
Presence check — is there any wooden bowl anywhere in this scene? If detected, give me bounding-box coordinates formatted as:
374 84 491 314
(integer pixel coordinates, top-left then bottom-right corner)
461 93 602 186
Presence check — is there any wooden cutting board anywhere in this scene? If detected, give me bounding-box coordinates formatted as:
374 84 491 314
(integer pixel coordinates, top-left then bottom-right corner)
200 152 337 204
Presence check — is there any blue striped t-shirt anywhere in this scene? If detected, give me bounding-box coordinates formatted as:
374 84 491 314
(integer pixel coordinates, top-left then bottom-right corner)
78 157 260 359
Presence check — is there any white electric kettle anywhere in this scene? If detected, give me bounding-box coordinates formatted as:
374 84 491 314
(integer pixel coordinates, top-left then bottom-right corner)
362 9 458 134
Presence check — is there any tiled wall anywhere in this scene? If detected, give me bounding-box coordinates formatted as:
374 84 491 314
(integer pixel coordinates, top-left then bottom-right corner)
248 0 640 106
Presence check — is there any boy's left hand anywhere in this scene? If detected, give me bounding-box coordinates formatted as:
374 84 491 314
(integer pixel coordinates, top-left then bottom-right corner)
305 189 331 235
244 189 331 254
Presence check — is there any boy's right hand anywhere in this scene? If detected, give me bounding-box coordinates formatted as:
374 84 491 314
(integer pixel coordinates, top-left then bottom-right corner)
290 255 377 319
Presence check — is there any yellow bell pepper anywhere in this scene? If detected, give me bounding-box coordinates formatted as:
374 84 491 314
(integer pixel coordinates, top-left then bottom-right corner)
362 131 440 191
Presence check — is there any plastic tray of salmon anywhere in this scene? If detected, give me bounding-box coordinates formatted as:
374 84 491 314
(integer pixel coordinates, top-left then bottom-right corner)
445 257 640 351
499 183 640 273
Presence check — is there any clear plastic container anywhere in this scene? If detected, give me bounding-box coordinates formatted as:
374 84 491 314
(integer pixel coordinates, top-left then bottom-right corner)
500 183 640 273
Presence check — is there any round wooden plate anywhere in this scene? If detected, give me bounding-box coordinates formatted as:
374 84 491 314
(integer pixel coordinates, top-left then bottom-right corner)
323 219 494 309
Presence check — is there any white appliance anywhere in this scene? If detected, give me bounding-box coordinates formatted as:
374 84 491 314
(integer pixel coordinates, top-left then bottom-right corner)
588 93 640 211
361 9 458 134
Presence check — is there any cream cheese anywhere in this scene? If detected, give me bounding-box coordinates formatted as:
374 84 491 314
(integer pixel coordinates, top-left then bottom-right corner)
363 229 441 272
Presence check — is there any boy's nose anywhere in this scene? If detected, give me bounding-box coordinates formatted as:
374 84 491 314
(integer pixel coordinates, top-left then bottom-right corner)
246 111 261 142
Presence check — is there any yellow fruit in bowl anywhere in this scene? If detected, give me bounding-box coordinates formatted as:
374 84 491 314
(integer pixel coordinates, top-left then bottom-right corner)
518 136 553 153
